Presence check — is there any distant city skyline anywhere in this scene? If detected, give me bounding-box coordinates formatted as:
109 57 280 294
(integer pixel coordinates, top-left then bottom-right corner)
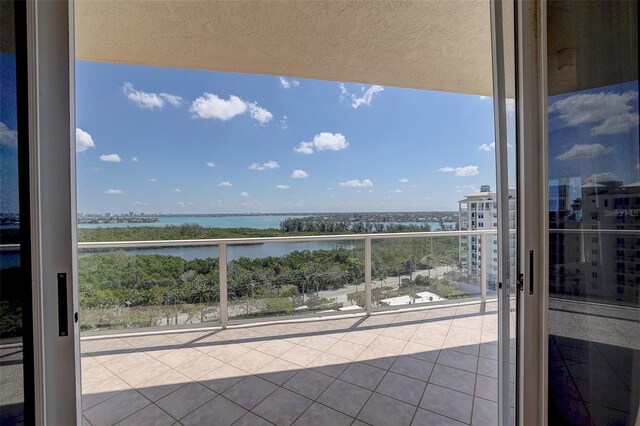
72 62 499 214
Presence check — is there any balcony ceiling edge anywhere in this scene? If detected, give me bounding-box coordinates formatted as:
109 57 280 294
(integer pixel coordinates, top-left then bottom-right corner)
74 0 495 96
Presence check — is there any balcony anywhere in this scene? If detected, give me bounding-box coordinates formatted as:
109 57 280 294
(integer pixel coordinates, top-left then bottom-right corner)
81 299 501 426
73 230 502 425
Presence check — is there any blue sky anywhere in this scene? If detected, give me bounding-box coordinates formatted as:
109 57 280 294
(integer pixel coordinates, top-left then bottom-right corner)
548 80 640 192
74 61 498 214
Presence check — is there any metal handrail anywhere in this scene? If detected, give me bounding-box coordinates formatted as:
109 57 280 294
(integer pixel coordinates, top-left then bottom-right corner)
75 229 496 249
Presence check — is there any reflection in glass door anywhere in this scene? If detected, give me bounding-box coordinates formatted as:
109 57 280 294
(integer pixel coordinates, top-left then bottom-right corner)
0 1 33 424
546 1 639 424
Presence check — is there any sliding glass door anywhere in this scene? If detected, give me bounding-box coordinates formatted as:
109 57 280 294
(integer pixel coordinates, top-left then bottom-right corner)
546 1 639 424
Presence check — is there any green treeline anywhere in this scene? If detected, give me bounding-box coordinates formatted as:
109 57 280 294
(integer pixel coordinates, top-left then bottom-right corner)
77 231 463 331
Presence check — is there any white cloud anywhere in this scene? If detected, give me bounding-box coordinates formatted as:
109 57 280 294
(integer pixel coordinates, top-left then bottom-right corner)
478 142 495 152
249 160 279 171
291 169 309 179
294 141 314 154
279 77 300 89
159 93 182 107
280 115 288 130
190 93 272 124
439 165 479 176
147 177 157 182
295 132 348 154
218 181 233 187
479 96 492 101
339 179 373 188
177 201 186 208
133 201 148 206
240 192 250 197
99 154 122 162
276 185 290 189
399 178 409 184
392 189 403 193
586 172 618 183
556 143 613 161
75 128 95 152
592 113 639 135
173 188 182 192
549 90 639 135
104 189 123 194
0 122 17 147
340 83 384 109
131 157 138 162
248 102 274 124
122 82 182 109
206 162 215 168
190 94 247 120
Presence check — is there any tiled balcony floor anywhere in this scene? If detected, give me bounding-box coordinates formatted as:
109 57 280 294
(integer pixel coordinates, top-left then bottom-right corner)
81 301 501 426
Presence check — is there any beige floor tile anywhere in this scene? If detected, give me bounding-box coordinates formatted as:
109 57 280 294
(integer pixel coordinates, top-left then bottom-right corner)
114 404 175 426
307 353 351 378
477 357 498 379
341 330 378 347
156 347 202 368
299 335 339 352
229 350 276 374
279 345 322 367
117 359 173 388
474 375 498 402
252 388 312 426
292 402 353 426
357 392 417 426
419 384 473 424
412 409 466 425
204 341 251 362
180 395 246 426
137 369 190 401
376 372 427 406
355 346 397 370
82 363 119 389
84 389 150 426
283 369 334 400
156 382 216 420
198 363 247 393
82 338 135 356
317 380 372 418
429 364 476 395
370 335 408 355
338 362 386 391
410 330 446 348
401 342 440 363
255 339 296 357
325 340 366 361
380 324 419 341
100 352 155 374
173 353 224 380
82 375 131 411
256 358 300 385
479 343 498 361
222 376 277 410
437 349 478 373
234 412 275 426
472 397 498 426
390 356 434 382
122 335 177 350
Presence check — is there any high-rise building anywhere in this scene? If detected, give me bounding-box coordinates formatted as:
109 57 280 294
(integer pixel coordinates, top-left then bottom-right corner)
458 185 516 288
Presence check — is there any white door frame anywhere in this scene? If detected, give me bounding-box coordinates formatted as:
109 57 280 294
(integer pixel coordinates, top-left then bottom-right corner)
516 0 547 424
27 0 81 424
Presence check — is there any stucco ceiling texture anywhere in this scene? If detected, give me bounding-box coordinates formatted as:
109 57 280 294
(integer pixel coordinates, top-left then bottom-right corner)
75 0 494 96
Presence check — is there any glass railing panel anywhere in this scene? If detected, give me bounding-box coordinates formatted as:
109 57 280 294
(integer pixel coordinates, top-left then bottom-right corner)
226 239 364 321
77 244 220 331
370 233 492 308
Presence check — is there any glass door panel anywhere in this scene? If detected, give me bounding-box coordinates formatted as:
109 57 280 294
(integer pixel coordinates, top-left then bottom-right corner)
546 1 639 424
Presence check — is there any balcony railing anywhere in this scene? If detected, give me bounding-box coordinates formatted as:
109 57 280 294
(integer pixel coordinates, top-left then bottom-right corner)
2 230 496 332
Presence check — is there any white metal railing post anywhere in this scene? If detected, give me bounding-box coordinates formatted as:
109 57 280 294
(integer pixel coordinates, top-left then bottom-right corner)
219 243 228 329
480 233 487 303
364 236 372 314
